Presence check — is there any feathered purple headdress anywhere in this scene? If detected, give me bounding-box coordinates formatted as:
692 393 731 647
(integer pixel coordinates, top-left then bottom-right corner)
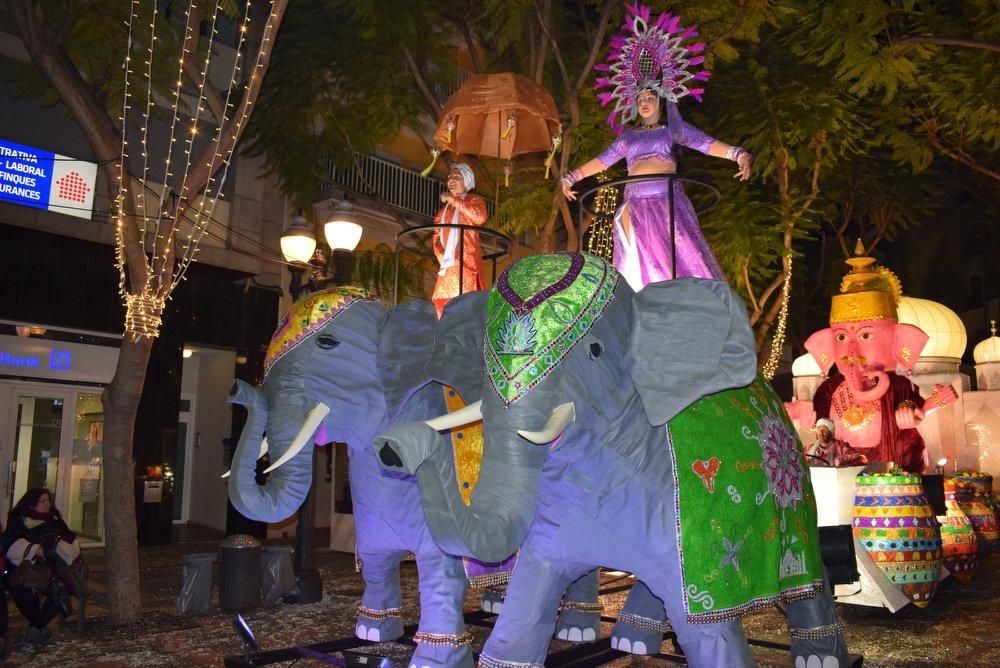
595 3 710 134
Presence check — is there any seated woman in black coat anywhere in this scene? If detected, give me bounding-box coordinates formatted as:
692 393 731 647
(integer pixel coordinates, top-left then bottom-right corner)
3 488 82 648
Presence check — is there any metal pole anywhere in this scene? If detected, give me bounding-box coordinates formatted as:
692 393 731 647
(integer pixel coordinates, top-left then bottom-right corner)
668 175 676 280
393 237 400 306
331 249 352 286
286 448 322 604
458 223 465 296
288 265 305 303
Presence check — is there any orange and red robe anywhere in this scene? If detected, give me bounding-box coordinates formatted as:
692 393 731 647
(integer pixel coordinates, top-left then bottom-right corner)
432 193 487 317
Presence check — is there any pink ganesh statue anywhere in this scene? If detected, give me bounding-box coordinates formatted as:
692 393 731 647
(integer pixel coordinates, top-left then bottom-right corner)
795 250 957 473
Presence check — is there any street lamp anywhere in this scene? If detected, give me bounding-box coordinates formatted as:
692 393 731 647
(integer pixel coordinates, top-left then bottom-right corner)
324 201 362 285
277 202 363 605
280 211 318 302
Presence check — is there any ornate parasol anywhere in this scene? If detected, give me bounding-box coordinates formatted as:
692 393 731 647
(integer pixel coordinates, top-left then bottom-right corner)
424 72 562 186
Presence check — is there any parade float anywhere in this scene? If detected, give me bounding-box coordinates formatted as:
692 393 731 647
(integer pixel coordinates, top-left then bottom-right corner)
789 248 999 612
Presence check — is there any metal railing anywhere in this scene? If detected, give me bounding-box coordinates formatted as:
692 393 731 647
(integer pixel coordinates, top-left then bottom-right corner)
394 224 512 306
576 173 720 280
319 152 496 221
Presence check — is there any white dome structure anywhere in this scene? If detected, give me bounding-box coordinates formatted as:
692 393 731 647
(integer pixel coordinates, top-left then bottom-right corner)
790 353 824 402
973 321 1000 364
974 320 1000 390
897 296 967 373
791 353 822 377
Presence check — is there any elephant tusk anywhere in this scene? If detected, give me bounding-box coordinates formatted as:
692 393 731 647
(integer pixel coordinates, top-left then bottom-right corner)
518 402 576 445
221 437 269 479
261 403 332 474
424 400 482 431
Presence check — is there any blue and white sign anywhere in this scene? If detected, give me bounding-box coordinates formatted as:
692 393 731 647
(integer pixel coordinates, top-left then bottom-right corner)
0 138 97 220
0 334 118 384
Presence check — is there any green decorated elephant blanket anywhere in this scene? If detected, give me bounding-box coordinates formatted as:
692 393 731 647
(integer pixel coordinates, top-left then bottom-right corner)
668 376 824 623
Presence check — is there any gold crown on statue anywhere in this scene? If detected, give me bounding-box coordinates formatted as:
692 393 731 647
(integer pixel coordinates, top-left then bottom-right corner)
829 240 903 324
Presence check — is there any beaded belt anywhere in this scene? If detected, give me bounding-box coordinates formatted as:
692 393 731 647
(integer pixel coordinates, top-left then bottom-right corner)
478 655 543 668
559 600 605 614
788 620 846 640
616 610 673 633
356 605 402 620
413 631 474 647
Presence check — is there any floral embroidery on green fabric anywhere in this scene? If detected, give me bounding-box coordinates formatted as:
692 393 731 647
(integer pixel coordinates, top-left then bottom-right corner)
485 253 618 405
668 376 824 623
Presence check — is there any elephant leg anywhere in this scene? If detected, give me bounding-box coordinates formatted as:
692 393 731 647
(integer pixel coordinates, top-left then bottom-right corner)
555 568 600 643
408 550 474 668
785 569 849 668
646 560 756 667
356 549 406 642
611 579 669 655
551 507 754 668
480 585 504 614
480 545 589 668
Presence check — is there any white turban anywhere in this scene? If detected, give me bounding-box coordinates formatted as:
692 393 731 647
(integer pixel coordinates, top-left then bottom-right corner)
815 418 835 435
451 163 475 192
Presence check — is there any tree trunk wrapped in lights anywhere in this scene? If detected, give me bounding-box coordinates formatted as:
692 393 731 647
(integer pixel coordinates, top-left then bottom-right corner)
9 0 289 624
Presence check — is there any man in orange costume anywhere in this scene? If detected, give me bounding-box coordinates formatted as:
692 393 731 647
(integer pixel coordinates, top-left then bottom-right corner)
432 163 487 317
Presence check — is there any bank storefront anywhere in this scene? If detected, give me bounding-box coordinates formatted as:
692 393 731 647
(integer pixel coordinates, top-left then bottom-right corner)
0 330 119 545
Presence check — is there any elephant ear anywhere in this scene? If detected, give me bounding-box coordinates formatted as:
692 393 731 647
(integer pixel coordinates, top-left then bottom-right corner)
378 299 438 422
427 291 489 403
624 278 758 426
893 322 929 372
804 328 837 375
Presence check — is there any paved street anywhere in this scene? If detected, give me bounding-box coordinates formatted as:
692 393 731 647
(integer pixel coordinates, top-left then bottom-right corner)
2 525 997 667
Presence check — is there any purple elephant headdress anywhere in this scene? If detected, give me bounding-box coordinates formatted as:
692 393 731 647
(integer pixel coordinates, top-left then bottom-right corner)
595 3 710 134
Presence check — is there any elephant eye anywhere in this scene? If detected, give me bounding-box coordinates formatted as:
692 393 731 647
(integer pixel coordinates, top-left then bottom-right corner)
860 332 873 341
317 334 340 349
835 333 848 342
588 340 604 360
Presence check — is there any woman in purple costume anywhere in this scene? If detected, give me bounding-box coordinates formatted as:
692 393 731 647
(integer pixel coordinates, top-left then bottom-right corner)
561 5 752 290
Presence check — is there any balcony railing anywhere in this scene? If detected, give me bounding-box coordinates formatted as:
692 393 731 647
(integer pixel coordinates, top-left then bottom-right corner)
319 152 495 221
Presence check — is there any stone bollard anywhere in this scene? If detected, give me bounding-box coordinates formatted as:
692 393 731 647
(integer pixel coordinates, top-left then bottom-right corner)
218 534 262 612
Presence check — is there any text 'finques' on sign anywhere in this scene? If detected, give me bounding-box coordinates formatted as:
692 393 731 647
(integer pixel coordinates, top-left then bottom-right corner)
0 137 98 220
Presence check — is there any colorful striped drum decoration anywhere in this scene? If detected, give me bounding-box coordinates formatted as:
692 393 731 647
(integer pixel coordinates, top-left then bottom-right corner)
854 471 942 607
938 478 979 583
949 471 999 558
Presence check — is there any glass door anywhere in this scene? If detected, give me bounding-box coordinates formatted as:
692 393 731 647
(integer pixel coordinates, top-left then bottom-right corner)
0 382 105 544
66 391 104 543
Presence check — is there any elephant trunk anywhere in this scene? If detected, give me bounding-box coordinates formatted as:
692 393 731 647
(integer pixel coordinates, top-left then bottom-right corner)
841 344 890 405
417 423 547 563
227 379 315 522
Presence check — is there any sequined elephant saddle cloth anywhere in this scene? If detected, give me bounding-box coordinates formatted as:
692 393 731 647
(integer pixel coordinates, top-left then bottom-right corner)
668 376 825 623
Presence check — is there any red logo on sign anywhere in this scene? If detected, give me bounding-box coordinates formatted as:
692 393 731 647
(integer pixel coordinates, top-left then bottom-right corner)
56 171 91 203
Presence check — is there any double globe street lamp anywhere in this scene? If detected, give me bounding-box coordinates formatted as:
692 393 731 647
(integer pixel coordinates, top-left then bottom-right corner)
280 201 363 301
276 200 363 603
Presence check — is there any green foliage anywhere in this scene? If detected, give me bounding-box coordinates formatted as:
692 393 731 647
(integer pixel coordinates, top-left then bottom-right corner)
242 0 430 210
493 166 560 238
10 1 175 120
347 242 428 305
248 0 996 344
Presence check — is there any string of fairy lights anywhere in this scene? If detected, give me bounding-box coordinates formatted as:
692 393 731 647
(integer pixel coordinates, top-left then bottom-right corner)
584 173 616 262
171 0 256 291
113 0 281 339
135 0 158 256
761 256 792 380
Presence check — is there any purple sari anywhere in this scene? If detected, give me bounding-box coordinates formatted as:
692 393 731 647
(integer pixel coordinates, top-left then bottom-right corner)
596 118 724 289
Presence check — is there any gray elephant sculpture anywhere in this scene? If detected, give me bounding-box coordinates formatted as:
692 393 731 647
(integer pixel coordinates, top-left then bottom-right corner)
376 253 850 668
226 286 615 668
